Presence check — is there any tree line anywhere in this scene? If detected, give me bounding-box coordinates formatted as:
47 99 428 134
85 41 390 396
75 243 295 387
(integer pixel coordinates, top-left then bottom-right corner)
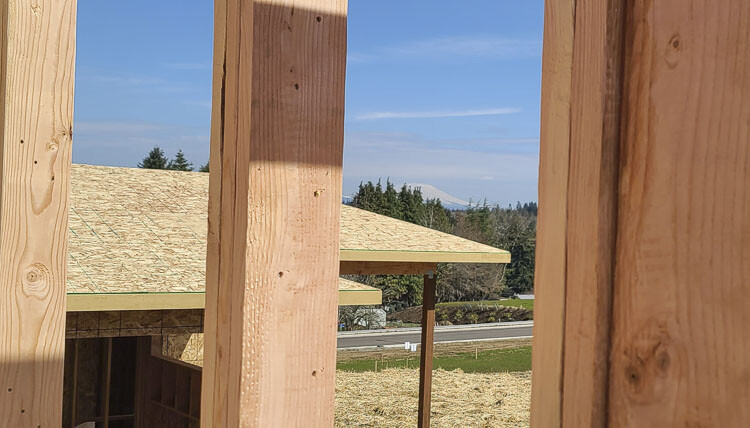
138 146 208 172
348 180 536 311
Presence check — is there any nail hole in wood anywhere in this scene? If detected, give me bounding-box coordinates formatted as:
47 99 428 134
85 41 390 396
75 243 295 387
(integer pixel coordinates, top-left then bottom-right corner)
294 83 300 90
51 175 55 182
316 16 321 22
20 140 23 144
312 370 317 377
7 388 11 392
278 272 284 278
34 161 37 164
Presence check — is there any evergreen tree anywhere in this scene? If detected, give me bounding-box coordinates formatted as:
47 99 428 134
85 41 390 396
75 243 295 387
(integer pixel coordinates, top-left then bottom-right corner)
198 162 209 173
138 146 169 169
167 150 194 171
382 180 402 219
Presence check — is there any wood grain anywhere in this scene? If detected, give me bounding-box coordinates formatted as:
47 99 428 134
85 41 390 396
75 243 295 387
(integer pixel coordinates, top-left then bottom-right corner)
0 0 77 427
202 0 347 426
529 1 575 426
561 0 625 426
609 0 750 425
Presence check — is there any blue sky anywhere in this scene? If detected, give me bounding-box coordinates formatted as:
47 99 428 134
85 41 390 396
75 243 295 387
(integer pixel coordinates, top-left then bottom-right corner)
73 1 543 206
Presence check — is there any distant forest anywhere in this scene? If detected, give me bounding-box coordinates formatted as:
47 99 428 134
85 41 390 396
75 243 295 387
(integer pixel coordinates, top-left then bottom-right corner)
349 180 536 311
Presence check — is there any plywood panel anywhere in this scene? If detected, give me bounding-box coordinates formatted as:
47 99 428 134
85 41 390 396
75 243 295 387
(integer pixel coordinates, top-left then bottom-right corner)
609 0 750 425
202 0 347 426
0 0 77 426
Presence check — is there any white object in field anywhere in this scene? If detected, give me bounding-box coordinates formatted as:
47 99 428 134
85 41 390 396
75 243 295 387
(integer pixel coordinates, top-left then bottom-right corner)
404 341 411 349
410 344 418 352
75 423 95 428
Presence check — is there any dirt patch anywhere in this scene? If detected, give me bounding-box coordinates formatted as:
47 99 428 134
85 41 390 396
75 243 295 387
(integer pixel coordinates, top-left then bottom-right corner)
390 304 533 325
335 368 531 427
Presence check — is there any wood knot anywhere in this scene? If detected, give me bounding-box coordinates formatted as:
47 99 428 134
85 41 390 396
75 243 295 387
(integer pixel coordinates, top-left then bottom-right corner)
46 141 58 152
22 263 51 299
625 365 641 387
665 33 682 69
619 320 679 403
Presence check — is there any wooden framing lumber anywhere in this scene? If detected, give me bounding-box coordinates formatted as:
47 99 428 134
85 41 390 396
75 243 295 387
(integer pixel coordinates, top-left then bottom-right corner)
561 0 624 426
102 337 113 428
340 249 509 264
531 0 626 425
529 1 575 426
202 0 347 426
66 277 380 312
608 1 750 425
67 293 206 312
0 0 77 426
339 261 437 275
65 310 204 339
533 0 750 426
418 272 437 428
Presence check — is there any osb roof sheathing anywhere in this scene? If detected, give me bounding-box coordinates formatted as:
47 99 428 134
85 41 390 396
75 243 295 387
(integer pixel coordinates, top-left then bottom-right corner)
66 164 508 300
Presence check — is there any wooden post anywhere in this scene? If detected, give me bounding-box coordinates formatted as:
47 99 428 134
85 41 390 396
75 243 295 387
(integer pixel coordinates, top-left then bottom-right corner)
532 0 750 426
202 0 347 426
608 0 750 425
529 0 576 425
0 1 77 427
102 338 113 428
418 272 436 428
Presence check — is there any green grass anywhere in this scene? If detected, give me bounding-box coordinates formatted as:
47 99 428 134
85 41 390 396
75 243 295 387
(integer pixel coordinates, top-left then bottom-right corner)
337 346 532 373
437 299 534 311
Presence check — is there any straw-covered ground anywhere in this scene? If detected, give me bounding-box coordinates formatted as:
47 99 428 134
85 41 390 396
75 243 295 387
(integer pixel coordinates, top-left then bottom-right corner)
335 368 531 427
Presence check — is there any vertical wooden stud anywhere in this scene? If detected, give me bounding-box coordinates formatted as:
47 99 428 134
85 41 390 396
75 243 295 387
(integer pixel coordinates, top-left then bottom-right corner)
0 0 77 427
71 339 79 427
202 0 347 426
102 338 112 428
609 0 750 425
561 0 625 426
529 1 575 426
418 272 436 428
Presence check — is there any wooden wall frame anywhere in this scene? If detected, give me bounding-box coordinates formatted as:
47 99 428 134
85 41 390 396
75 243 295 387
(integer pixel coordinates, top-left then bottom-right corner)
4 0 748 425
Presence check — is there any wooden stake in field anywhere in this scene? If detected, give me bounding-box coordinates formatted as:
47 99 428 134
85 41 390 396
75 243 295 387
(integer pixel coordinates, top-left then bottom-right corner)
418 272 437 427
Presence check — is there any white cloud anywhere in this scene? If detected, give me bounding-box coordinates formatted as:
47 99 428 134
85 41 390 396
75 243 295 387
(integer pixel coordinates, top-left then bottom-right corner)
349 36 541 63
354 107 521 121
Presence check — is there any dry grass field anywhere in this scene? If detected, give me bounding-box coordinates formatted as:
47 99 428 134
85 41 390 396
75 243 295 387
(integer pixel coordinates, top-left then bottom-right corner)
335 368 531 427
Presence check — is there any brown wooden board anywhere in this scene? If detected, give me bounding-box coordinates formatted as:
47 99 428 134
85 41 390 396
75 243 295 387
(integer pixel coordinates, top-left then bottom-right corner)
202 0 347 426
418 274 437 428
608 0 750 425
529 1 575 426
562 0 625 426
0 0 77 426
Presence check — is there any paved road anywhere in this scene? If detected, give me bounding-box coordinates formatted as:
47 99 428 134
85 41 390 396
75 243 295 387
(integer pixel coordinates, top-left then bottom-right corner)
337 321 533 349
